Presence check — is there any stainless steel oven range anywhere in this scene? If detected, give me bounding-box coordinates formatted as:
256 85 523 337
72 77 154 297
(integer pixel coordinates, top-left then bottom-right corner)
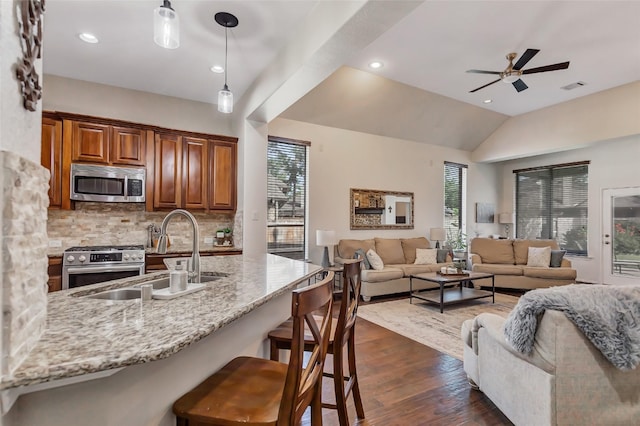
62 245 146 290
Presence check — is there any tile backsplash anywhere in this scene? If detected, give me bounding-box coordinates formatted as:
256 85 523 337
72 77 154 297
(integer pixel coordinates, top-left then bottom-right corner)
47 203 240 253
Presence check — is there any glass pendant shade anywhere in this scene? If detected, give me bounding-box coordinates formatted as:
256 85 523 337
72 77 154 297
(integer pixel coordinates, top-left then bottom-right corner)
217 85 233 113
153 1 179 49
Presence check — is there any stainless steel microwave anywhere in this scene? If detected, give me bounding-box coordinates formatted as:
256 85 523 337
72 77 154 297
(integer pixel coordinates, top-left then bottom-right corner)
70 164 146 203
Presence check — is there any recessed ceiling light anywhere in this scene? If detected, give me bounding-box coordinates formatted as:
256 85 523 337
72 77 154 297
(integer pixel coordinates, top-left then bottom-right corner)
78 33 99 44
210 65 224 74
483 99 492 104
368 61 383 69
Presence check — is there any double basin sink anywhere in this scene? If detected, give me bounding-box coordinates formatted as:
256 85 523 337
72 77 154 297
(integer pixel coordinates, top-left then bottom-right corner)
85 274 223 300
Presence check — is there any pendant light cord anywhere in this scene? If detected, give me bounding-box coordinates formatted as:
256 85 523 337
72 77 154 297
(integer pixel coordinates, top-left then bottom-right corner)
224 25 228 89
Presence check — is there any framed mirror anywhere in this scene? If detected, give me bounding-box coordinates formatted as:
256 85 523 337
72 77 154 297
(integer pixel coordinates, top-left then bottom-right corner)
350 188 414 230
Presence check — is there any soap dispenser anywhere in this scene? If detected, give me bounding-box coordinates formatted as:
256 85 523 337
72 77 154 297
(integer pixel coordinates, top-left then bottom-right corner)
170 260 188 293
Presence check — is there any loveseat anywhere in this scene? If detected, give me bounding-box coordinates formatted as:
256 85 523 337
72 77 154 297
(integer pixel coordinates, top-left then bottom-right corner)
469 238 577 290
461 287 640 425
334 237 452 301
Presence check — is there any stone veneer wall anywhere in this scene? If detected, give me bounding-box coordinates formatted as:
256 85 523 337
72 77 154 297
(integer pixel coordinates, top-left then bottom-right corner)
47 203 242 252
1 151 49 376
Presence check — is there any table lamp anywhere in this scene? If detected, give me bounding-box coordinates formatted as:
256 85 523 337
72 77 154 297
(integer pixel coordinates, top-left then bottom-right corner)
430 227 446 248
316 230 337 268
499 213 514 238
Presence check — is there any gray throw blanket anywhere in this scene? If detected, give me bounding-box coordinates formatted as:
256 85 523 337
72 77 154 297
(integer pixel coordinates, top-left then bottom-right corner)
504 284 640 370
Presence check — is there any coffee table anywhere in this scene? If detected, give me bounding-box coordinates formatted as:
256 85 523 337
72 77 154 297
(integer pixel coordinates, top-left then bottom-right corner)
409 271 495 313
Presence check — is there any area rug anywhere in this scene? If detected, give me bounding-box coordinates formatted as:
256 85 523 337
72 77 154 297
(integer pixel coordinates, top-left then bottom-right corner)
357 293 519 360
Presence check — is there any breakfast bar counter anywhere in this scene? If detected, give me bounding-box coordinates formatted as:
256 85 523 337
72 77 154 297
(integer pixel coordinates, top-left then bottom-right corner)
1 254 321 426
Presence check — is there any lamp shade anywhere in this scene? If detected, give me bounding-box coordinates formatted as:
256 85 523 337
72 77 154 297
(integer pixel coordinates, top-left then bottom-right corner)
429 227 446 242
217 86 233 113
153 0 179 49
316 230 336 247
499 213 514 224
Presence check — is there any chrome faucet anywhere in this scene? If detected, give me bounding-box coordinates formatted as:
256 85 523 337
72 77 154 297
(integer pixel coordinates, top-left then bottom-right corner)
157 209 200 284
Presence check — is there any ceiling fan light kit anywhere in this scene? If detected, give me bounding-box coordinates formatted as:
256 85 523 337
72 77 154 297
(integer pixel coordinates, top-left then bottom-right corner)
215 12 238 114
153 0 180 49
467 48 569 93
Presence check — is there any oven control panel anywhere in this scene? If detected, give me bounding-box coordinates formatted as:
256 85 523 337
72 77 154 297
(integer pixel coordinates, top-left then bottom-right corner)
64 249 145 266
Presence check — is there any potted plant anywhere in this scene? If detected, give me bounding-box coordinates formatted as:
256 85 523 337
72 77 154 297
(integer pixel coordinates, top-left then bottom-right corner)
223 228 233 246
446 229 468 259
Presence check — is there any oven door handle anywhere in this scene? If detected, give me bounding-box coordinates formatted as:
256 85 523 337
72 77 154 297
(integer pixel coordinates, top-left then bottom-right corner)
65 265 143 274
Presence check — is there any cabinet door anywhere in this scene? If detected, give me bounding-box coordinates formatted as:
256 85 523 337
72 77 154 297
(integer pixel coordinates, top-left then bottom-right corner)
208 140 237 210
41 117 63 208
154 133 182 209
47 257 63 292
182 137 208 209
71 121 110 164
111 126 146 166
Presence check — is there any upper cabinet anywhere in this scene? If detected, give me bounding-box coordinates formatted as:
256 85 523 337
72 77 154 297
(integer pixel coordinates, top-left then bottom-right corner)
209 140 237 210
41 111 237 212
41 115 63 208
71 120 146 166
152 134 236 211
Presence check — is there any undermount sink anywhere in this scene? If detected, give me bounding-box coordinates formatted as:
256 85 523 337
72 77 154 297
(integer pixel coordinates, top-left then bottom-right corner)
135 274 221 290
85 288 142 300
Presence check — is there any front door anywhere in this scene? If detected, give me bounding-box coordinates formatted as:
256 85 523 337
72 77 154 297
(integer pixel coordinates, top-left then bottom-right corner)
602 187 640 285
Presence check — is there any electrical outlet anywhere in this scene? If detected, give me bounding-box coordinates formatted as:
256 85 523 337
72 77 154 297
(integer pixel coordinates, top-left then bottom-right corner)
204 237 214 244
49 240 62 248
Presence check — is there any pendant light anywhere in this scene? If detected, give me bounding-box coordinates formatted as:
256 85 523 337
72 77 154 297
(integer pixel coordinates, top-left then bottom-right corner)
215 12 238 114
153 0 179 49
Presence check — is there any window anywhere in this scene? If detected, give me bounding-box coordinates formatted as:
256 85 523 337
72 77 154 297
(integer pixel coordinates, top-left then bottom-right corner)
515 162 589 255
267 136 309 260
444 162 467 243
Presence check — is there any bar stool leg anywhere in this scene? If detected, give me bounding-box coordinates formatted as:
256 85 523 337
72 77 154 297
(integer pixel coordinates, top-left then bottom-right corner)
333 344 350 426
348 332 365 419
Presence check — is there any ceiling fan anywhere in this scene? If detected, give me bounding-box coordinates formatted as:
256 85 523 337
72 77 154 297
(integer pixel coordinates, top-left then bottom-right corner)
467 49 570 93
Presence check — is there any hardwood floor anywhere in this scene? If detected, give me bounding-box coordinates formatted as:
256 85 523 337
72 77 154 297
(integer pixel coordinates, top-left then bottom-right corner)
302 293 516 426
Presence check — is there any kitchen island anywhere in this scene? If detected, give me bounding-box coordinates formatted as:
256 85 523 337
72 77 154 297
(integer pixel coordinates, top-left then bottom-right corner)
1 254 321 426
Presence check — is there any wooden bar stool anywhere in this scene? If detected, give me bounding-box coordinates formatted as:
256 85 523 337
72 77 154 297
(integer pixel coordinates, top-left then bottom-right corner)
172 272 335 426
268 260 365 426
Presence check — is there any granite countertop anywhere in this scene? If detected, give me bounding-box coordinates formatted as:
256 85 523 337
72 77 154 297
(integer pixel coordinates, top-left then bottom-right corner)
1 255 321 390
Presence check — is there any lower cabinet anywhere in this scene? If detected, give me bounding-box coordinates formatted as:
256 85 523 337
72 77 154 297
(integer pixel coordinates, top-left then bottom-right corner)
145 251 242 273
47 257 63 292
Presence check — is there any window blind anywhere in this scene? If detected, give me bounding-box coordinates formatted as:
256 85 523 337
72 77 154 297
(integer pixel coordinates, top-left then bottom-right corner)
444 162 467 242
515 162 589 255
267 137 308 260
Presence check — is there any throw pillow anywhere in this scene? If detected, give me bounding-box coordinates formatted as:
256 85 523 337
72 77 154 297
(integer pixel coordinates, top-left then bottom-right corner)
527 246 551 267
366 249 384 270
437 249 449 263
353 248 371 269
550 250 566 268
414 248 438 265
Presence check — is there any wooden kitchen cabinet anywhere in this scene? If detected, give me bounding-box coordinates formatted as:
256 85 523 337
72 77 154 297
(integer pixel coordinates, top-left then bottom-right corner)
71 120 146 166
111 126 146 166
47 257 63 292
153 134 215 211
41 115 63 208
71 121 110 164
145 251 242 273
208 140 237 211
153 133 182 209
182 137 208 210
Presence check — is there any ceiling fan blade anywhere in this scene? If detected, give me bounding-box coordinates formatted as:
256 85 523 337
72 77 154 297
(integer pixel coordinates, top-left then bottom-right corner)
522 61 570 74
469 78 501 93
513 49 540 70
512 79 528 92
466 69 501 75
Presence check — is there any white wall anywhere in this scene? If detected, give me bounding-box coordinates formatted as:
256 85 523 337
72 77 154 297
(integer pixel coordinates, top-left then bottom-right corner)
43 75 233 137
498 134 640 283
269 118 502 265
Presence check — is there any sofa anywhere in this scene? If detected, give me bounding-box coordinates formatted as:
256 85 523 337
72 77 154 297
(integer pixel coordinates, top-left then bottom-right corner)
334 237 452 301
469 238 577 290
462 309 640 425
